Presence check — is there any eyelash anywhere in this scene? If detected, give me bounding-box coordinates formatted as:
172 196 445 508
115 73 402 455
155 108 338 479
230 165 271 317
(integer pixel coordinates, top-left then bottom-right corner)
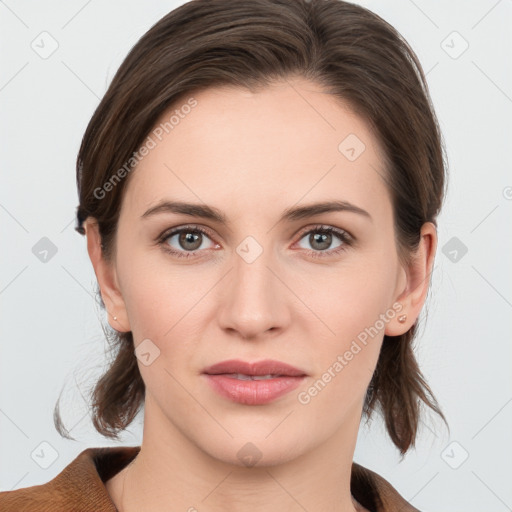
157 224 354 260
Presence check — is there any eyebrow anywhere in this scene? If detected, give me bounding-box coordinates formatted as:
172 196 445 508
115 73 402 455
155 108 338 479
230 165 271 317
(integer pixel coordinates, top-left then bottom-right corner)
141 199 372 224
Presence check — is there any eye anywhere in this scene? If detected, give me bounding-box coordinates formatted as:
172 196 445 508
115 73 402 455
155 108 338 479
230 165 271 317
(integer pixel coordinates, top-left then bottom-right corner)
157 224 353 260
294 225 353 258
158 225 218 259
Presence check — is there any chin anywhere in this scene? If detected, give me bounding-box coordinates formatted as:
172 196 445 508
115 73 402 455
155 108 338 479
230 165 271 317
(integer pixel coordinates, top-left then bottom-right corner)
202 432 309 469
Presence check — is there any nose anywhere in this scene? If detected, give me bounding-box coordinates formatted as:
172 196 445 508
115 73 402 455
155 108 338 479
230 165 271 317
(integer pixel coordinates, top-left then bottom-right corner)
216 241 290 340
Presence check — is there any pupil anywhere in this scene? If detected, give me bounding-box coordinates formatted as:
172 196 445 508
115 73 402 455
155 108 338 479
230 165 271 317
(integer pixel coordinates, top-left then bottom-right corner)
180 231 201 250
312 232 331 250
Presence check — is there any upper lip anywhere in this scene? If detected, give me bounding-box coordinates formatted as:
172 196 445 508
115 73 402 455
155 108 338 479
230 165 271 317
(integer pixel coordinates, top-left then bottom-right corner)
202 359 307 377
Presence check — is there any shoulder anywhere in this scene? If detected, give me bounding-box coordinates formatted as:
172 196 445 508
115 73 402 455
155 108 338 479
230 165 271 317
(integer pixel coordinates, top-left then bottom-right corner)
0 446 140 512
351 461 420 512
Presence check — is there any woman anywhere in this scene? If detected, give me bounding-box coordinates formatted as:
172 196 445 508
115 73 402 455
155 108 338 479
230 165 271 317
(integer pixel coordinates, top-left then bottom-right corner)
0 0 448 510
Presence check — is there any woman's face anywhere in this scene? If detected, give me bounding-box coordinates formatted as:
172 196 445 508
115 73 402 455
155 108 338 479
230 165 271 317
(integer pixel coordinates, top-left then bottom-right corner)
95 78 415 466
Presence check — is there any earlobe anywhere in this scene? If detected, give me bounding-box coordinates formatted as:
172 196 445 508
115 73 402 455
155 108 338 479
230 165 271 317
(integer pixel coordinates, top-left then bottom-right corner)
385 222 437 337
83 219 131 333
385 303 409 337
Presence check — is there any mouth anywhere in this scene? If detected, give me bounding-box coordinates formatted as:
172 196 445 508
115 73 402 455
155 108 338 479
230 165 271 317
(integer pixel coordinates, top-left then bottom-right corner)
216 373 289 380
202 359 307 405
202 358 307 378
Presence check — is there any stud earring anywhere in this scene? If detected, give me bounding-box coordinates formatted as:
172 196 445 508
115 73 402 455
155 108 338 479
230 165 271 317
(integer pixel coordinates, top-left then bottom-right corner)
398 314 407 324
113 316 117 321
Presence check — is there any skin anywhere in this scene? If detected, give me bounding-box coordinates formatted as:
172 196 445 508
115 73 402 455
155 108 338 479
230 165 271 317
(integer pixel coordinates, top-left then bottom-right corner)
85 77 437 512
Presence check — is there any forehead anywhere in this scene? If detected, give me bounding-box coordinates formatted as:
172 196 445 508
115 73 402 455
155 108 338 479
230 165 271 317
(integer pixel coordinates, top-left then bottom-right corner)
121 78 392 223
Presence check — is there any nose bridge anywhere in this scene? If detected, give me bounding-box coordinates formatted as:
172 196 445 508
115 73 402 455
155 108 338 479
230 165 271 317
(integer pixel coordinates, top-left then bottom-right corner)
218 235 286 337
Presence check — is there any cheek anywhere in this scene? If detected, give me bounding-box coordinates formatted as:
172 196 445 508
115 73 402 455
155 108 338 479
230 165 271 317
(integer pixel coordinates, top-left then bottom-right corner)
294 255 396 399
117 251 213 360
301 257 396 341
116 248 176 339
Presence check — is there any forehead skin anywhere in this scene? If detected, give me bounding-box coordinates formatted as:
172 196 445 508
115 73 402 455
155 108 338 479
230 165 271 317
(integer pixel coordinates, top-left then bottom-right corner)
118 78 393 258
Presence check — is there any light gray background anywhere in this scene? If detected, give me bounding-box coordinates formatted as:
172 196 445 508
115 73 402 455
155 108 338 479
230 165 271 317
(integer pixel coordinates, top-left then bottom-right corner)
1 1 511 511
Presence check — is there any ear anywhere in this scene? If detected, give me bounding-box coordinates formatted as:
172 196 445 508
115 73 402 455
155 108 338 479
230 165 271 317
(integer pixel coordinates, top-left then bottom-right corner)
385 222 437 336
84 218 131 332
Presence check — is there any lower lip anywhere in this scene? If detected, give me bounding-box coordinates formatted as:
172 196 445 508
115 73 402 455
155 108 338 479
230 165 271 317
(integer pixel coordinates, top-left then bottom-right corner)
203 374 305 405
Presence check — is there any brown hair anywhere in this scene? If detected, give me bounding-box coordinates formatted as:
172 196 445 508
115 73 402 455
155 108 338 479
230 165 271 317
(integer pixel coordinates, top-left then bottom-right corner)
55 0 449 456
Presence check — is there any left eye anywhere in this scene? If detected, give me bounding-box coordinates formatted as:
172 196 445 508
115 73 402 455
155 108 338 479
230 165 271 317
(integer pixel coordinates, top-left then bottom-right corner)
295 226 351 255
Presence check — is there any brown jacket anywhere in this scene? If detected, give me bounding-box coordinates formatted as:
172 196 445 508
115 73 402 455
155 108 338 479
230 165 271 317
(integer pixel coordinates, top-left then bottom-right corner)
0 446 419 511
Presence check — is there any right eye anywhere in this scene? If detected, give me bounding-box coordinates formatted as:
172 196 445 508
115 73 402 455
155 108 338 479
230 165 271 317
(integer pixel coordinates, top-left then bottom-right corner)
158 225 219 259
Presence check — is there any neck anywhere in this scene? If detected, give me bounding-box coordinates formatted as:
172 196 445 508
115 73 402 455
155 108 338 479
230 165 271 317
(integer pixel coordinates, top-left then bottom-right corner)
109 395 366 512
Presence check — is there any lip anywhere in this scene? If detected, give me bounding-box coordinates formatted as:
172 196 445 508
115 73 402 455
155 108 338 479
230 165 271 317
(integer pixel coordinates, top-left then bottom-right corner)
202 359 307 377
202 359 307 405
